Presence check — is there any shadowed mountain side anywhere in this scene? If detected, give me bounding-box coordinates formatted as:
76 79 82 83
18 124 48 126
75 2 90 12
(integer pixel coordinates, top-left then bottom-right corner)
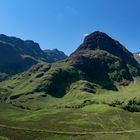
0 34 67 81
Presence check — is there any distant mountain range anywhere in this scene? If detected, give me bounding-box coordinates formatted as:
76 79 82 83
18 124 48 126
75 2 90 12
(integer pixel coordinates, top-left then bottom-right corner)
0 31 140 105
44 48 67 63
0 34 67 81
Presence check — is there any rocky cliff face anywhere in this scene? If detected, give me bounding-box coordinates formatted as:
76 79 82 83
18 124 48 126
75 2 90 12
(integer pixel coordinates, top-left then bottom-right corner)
134 52 140 64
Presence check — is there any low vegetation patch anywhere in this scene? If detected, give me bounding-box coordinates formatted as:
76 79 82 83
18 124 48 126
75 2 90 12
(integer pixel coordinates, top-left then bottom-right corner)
0 136 10 140
81 104 114 113
108 98 140 112
123 98 140 112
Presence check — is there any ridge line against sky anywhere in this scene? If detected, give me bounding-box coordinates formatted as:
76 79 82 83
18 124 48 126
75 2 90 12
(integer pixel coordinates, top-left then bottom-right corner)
0 0 140 55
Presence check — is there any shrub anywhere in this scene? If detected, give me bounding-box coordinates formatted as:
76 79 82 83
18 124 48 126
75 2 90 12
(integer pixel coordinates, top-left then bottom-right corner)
123 98 140 112
109 100 124 107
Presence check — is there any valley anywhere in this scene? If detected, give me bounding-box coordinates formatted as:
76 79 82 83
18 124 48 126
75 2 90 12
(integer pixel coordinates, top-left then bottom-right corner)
0 78 140 140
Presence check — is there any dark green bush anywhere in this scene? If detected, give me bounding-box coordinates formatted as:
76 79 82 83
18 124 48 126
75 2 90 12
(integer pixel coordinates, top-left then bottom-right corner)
123 98 140 112
109 100 124 107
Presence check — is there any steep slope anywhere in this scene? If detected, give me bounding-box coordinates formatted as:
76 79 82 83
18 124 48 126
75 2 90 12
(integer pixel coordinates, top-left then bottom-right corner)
44 48 67 62
68 31 140 88
0 31 140 108
134 52 140 64
0 34 67 81
0 34 40 80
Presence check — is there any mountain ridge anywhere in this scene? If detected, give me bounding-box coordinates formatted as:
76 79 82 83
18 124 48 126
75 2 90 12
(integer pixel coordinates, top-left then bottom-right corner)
44 48 67 63
0 31 140 107
0 34 67 81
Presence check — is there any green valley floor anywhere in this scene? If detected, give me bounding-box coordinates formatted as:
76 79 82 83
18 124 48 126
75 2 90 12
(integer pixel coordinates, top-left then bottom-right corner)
0 80 140 140
0 102 140 140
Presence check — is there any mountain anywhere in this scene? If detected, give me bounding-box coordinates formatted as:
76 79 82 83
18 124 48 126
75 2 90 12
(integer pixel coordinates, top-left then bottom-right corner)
1 31 140 107
68 31 140 88
134 52 140 64
0 34 67 81
44 48 67 63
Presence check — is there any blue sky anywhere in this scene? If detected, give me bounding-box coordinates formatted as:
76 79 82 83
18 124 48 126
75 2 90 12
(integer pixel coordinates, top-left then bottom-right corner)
0 0 140 55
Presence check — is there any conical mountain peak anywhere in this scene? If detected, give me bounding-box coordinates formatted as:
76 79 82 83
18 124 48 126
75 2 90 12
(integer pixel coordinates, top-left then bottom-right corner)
71 31 135 64
77 31 120 52
84 31 111 43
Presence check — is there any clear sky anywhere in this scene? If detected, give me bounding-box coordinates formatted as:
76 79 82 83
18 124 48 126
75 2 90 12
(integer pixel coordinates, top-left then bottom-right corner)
0 0 140 55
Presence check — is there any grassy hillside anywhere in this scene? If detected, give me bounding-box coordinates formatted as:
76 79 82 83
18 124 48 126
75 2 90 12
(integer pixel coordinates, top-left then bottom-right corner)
0 76 140 139
0 61 140 110
0 91 140 140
